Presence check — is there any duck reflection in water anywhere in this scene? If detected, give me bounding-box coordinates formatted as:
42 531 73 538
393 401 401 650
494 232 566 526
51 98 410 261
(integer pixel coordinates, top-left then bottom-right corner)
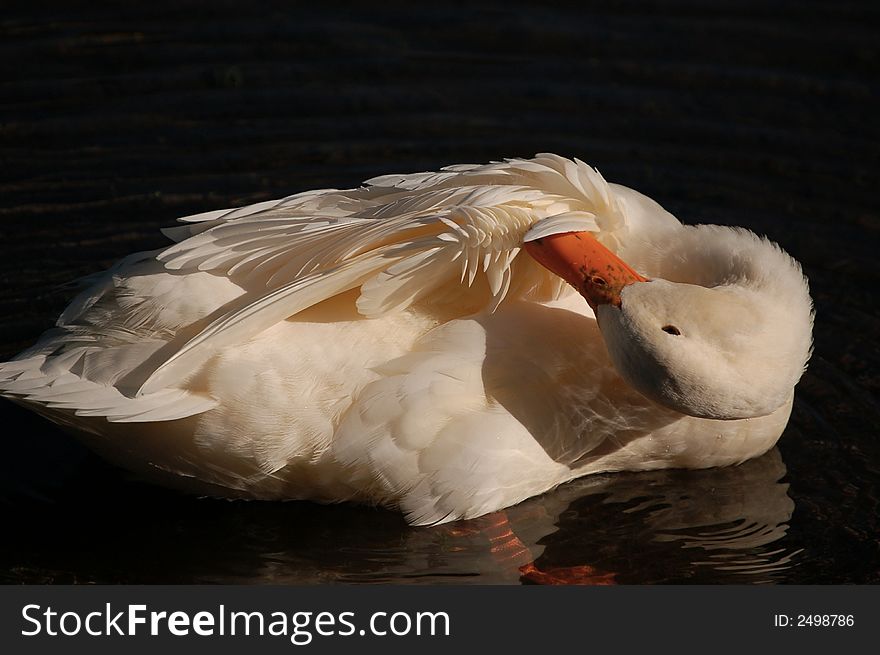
203 447 797 584
470 447 797 584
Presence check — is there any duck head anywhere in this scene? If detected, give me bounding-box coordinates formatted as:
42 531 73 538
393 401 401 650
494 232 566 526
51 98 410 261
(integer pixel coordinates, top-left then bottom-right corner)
524 225 814 420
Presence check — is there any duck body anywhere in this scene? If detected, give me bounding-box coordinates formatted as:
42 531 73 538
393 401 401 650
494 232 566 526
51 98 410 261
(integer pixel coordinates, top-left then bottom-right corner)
0 154 812 524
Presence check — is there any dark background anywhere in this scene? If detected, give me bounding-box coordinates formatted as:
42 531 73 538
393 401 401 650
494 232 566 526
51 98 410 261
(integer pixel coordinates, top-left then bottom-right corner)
0 1 878 583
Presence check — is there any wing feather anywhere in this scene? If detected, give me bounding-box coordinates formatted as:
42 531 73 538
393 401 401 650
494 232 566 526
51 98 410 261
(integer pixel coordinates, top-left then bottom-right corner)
4 155 638 422
137 252 394 394
133 156 632 395
0 353 217 422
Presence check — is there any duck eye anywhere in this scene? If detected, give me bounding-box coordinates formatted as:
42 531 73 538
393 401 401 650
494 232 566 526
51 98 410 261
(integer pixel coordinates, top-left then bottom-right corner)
661 325 681 336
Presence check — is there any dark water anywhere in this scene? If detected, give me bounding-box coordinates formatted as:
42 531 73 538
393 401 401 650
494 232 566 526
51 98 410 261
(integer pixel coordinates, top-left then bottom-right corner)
1 1 878 584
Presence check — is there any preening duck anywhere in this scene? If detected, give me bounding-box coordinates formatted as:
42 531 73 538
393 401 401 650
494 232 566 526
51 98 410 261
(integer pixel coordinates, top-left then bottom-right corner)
0 154 814 525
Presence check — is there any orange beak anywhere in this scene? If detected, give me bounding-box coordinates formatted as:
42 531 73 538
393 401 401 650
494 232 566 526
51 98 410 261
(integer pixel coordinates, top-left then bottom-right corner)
524 231 648 311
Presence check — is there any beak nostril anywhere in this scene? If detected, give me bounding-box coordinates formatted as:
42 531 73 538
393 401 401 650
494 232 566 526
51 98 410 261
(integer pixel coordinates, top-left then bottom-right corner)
590 276 607 287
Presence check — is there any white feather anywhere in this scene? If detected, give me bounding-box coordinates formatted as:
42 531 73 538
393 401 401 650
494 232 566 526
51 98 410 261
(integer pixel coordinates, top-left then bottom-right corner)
523 211 599 242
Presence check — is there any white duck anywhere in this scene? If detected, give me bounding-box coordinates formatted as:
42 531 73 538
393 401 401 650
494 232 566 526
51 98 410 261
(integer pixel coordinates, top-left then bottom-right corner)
0 154 813 525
